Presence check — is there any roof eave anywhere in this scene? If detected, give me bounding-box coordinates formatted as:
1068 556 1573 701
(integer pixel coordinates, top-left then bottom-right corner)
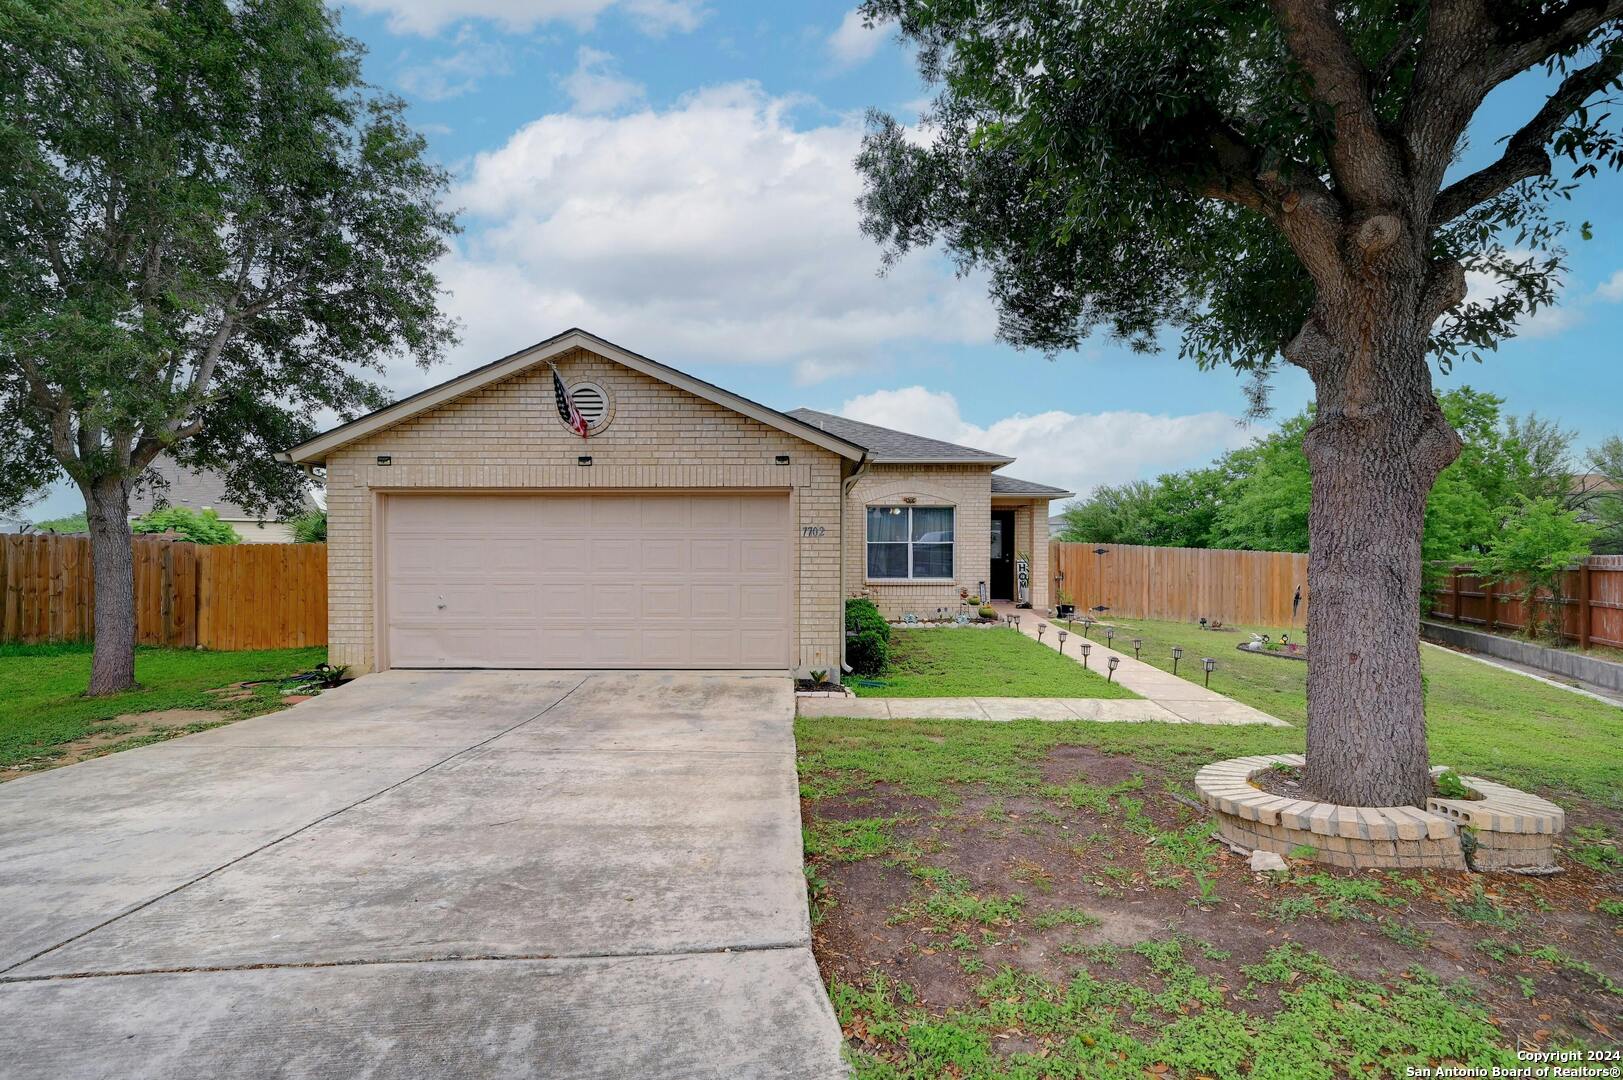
870 455 1018 467
278 329 868 466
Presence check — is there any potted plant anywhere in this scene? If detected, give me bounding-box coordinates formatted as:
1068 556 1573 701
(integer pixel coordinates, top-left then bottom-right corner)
1054 589 1075 620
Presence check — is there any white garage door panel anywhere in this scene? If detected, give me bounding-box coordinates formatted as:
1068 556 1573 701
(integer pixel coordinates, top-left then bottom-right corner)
383 492 794 669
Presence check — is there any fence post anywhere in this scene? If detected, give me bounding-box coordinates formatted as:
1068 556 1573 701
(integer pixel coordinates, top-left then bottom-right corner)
1577 561 1592 650
1450 567 1462 623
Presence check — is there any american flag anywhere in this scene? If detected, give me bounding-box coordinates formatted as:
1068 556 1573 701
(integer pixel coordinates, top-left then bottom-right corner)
551 365 590 439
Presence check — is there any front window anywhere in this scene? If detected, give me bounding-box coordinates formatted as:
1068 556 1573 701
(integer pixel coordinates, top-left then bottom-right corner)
867 505 954 580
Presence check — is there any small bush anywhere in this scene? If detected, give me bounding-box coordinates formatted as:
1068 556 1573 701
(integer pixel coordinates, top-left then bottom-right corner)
845 597 890 641
845 597 892 676
290 509 327 543
131 507 241 544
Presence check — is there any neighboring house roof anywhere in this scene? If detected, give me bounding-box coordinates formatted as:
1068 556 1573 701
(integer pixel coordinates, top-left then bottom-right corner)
785 408 1015 466
131 455 315 521
991 474 1075 498
279 328 868 466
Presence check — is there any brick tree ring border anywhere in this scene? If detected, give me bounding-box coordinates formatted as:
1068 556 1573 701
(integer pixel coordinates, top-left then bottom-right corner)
1194 754 1565 873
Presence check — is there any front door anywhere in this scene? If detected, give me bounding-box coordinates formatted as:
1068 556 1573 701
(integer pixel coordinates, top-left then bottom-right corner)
988 510 1015 601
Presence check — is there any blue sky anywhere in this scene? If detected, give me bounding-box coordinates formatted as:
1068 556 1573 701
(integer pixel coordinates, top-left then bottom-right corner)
25 0 1623 519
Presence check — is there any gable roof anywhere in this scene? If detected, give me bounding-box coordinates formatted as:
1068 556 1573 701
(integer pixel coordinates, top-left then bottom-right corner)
130 455 318 520
277 329 868 466
785 408 1015 466
991 474 1074 498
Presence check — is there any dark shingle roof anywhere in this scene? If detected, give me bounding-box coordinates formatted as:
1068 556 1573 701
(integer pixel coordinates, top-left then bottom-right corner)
785 408 1014 464
129 455 316 520
991 474 1074 498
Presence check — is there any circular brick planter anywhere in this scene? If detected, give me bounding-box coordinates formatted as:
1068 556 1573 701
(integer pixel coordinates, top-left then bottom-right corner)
1195 754 1565 873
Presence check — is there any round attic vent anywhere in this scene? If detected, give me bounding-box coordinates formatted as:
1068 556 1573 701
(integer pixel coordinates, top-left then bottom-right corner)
560 380 611 433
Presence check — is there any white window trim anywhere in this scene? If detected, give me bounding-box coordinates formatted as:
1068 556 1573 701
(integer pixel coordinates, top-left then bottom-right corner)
865 504 956 583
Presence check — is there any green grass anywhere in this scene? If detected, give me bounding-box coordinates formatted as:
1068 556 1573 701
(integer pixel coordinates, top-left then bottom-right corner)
833 942 1515 1079
0 642 328 769
851 626 1138 699
1077 616 1623 806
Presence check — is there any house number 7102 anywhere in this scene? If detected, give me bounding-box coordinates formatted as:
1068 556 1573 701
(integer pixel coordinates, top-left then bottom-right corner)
802 526 826 538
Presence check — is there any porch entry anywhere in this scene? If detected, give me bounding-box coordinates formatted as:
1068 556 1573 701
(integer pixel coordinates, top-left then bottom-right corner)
988 509 1016 602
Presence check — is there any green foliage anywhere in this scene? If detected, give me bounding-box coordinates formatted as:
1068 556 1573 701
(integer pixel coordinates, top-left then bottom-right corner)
131 507 240 545
0 0 457 517
845 597 891 677
1474 497 1597 639
1581 436 1623 554
29 512 86 533
290 509 327 543
1059 389 1579 562
1434 769 1471 800
849 626 1135 699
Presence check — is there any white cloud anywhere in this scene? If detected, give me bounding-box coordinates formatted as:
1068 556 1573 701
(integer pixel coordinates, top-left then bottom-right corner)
1594 269 1623 302
396 29 510 101
838 387 1253 498
348 0 704 36
413 82 994 396
560 47 645 114
827 8 883 67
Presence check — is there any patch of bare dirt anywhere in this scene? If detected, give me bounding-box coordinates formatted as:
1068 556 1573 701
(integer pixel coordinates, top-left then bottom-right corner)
806 745 1623 1051
0 709 227 783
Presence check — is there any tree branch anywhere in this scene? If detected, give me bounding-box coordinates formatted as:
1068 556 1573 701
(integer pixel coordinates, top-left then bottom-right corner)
1435 42 1623 220
1491 0 1623 84
1268 0 1407 207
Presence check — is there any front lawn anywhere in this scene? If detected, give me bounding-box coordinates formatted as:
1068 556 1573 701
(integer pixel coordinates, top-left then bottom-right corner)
851 627 1138 699
1092 616 1623 806
797 717 1623 1077
0 642 328 777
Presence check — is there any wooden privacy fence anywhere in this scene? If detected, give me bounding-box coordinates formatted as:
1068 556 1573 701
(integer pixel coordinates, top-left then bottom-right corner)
0 534 326 650
1049 542 1310 628
1425 555 1623 650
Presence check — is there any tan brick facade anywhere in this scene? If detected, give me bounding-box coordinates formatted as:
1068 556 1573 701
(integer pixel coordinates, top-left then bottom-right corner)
840 464 1056 619
843 464 991 619
324 347 846 675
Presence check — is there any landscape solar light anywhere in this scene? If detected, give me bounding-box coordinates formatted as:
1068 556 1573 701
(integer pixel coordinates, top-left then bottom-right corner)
1057 629 1068 653
1080 617 1093 640
1104 627 1115 648
1171 645 1183 675
1107 656 1120 682
1013 615 1021 629
1203 657 1216 687
1037 623 1047 643
1080 642 1092 668
1131 637 1143 660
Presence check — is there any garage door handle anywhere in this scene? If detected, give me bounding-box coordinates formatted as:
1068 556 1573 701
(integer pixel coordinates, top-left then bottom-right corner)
436 595 446 610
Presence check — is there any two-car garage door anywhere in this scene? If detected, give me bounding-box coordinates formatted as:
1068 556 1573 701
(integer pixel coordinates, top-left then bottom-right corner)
382 492 793 669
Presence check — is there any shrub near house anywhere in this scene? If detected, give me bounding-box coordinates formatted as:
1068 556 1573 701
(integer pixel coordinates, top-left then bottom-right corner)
845 598 890 676
131 508 241 545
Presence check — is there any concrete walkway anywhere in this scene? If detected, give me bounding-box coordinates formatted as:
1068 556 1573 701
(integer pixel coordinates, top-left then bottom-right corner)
803 607 1288 727
0 670 847 1080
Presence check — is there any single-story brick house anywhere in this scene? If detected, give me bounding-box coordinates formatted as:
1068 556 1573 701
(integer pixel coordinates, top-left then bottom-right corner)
280 329 1071 678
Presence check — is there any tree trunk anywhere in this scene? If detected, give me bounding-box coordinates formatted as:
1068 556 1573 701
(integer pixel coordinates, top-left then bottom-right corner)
83 475 138 696
1299 297 1461 809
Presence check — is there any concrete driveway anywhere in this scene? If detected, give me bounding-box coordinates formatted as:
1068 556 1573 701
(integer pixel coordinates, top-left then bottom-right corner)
0 671 846 1079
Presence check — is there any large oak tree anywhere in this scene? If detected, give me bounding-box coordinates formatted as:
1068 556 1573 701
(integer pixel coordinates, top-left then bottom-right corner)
0 0 457 693
856 0 1623 806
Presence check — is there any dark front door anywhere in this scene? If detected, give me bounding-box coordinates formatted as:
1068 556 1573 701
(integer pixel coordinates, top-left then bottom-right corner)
989 510 1015 601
